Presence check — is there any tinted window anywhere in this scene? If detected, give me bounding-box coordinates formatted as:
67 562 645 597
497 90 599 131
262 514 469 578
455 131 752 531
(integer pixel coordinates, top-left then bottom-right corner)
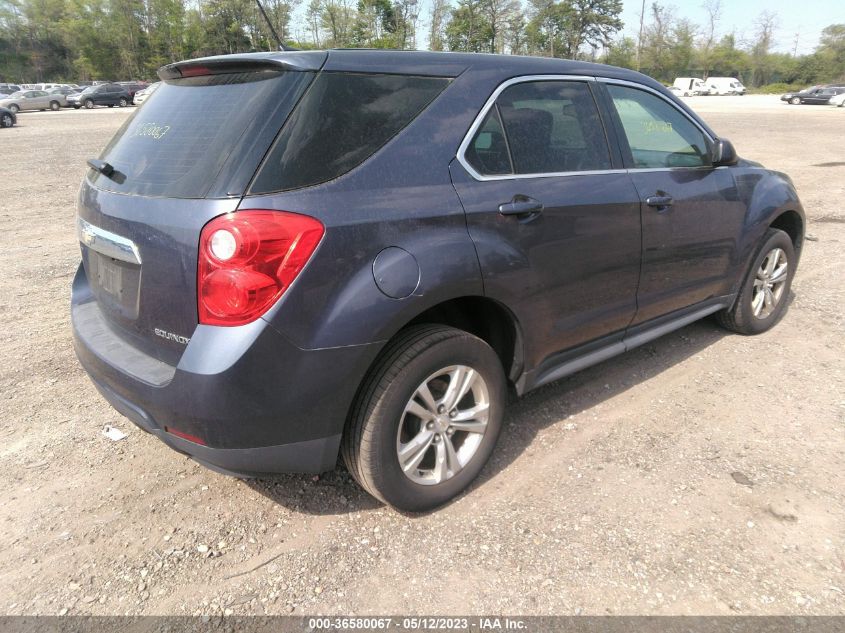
251 72 449 193
608 84 711 168
496 81 611 175
92 70 314 198
465 107 512 176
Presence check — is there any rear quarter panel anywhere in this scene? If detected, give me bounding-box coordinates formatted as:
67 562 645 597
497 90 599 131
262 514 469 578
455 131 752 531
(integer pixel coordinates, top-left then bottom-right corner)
243 69 512 351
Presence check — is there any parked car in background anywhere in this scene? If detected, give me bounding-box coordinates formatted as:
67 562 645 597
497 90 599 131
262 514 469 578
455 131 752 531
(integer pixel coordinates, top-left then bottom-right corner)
71 83 132 109
707 77 746 95
48 87 81 107
132 81 160 105
0 106 16 128
673 77 711 96
72 50 805 511
0 83 21 96
118 81 148 102
0 89 62 113
781 85 845 104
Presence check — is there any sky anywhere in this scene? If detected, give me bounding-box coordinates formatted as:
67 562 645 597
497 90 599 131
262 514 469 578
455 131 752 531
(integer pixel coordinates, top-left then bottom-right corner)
618 0 838 55
288 0 840 55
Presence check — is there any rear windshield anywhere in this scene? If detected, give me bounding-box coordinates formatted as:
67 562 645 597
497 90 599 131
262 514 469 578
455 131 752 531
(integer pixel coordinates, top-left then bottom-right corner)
250 72 450 193
90 70 314 198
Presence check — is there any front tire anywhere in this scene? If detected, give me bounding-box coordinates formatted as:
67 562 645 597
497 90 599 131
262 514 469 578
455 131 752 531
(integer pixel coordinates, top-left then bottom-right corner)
789 97 801 105
0 113 13 128
716 228 795 335
342 325 506 512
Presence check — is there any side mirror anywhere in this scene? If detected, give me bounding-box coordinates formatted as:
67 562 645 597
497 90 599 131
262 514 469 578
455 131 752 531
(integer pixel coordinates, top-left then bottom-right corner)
713 138 738 166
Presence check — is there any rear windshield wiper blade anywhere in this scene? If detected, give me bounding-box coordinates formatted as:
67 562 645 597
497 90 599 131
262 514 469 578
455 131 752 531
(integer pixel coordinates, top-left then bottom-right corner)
87 158 116 178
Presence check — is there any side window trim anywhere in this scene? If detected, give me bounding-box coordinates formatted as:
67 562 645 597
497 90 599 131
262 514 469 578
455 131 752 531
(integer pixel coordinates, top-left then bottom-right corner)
597 77 716 171
456 74 625 181
492 104 515 174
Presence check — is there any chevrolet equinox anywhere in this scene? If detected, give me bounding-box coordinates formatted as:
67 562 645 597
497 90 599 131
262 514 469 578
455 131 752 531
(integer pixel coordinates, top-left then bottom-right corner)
72 50 804 511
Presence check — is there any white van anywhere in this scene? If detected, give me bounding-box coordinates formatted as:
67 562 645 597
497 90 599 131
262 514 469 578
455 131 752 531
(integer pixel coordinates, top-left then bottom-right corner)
34 83 68 91
673 77 711 96
707 77 746 95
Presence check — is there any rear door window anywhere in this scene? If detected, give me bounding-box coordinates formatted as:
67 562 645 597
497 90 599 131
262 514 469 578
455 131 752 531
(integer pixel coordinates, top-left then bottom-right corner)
250 72 450 193
90 70 314 198
464 80 612 177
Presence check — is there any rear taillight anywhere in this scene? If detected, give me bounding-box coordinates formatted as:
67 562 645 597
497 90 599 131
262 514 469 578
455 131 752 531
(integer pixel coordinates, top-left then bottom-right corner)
198 210 324 326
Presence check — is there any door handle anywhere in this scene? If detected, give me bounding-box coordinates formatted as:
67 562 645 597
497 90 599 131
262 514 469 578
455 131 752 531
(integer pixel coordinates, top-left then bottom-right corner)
498 197 543 217
645 195 674 210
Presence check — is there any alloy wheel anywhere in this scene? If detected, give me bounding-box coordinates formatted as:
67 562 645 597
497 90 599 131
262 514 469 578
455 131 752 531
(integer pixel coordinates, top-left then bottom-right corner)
1 114 11 127
752 247 788 319
396 365 490 485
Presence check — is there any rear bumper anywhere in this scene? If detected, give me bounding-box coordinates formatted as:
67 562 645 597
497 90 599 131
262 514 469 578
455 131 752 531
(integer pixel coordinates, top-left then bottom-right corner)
72 265 382 475
88 373 341 476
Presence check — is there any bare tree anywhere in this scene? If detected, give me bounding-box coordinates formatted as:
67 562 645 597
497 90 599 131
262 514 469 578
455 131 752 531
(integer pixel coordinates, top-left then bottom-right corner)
751 10 777 85
484 0 519 53
428 0 448 50
699 0 721 77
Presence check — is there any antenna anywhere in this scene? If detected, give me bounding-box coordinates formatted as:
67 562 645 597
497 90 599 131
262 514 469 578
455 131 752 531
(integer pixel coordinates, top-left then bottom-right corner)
254 0 295 51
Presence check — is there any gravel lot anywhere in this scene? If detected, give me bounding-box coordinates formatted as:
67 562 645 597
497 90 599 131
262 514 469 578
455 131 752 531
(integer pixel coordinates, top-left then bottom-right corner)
0 96 843 617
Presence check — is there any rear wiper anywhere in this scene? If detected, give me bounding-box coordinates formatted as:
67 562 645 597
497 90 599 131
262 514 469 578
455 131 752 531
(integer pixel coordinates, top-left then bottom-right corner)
87 158 115 178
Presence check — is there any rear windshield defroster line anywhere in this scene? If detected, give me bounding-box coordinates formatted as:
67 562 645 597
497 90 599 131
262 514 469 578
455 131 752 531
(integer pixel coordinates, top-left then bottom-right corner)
90 70 314 199
250 72 451 194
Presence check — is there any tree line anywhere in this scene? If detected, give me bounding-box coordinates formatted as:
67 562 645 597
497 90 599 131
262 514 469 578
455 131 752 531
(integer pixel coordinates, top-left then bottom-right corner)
1 0 843 88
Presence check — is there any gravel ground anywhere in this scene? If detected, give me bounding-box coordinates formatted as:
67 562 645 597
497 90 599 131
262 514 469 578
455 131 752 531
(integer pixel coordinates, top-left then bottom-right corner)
0 96 843 616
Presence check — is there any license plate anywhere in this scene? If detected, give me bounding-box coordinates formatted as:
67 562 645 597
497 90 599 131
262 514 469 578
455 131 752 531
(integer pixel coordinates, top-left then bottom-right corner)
97 257 123 298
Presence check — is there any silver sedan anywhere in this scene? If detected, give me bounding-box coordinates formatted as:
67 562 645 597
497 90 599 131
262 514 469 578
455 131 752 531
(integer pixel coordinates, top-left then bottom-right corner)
0 90 62 113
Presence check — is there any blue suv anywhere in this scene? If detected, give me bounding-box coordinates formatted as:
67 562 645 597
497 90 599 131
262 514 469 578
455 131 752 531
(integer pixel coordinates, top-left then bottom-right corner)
72 50 804 511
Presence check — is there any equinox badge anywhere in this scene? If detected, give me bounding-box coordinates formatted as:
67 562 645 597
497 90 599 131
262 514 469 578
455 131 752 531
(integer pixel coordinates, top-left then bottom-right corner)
154 328 190 345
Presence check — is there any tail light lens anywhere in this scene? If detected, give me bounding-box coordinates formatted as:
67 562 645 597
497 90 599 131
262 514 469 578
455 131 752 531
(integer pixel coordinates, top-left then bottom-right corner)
198 210 324 326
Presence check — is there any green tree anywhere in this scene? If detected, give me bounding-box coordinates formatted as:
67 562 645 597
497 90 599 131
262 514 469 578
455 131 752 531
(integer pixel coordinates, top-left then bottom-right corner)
603 34 635 68
526 0 621 59
445 0 491 52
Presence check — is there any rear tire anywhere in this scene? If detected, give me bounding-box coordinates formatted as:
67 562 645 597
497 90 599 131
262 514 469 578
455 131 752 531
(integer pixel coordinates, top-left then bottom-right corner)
8 104 18 114
49 101 60 111
342 325 506 512
716 228 795 335
84 99 94 109
118 97 128 107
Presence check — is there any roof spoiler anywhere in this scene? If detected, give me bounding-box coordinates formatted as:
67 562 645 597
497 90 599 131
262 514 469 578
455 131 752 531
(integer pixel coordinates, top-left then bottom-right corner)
158 52 327 81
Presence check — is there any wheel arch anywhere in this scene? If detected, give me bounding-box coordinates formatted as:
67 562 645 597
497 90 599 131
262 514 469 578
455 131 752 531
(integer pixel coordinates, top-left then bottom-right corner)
345 295 526 433
404 296 524 385
769 209 804 260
